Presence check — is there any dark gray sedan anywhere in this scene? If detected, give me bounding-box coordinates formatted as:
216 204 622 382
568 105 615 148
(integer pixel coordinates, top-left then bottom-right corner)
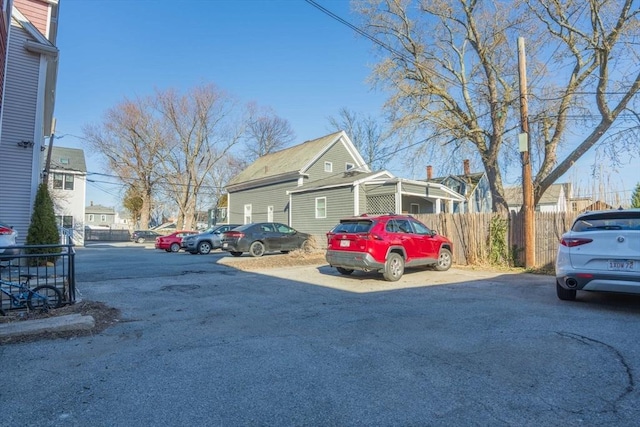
221 222 311 257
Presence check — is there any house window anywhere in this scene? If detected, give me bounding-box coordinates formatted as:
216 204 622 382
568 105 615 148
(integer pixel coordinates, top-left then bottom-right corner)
345 162 354 171
101 214 107 222
59 157 70 165
53 173 63 189
267 205 274 222
410 203 420 214
64 174 74 190
88 214 94 222
52 173 74 190
324 161 332 172
244 204 252 224
315 197 327 219
56 215 73 229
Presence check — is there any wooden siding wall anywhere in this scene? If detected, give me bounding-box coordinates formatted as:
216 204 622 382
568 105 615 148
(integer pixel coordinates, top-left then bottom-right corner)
227 180 297 225
305 138 357 180
290 186 355 246
415 212 580 268
13 0 49 37
0 25 41 243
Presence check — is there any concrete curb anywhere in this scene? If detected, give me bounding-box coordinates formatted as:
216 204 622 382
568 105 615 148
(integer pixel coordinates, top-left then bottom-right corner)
0 313 95 339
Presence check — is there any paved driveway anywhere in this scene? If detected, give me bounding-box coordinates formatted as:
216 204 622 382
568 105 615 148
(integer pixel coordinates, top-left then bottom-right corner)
2 244 640 426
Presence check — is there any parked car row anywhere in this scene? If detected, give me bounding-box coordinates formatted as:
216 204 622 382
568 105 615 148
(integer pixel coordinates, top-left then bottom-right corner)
134 208 640 293
142 214 454 282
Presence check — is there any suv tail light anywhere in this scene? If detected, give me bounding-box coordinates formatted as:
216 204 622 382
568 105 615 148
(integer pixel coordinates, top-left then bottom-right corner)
0 226 13 235
560 237 593 247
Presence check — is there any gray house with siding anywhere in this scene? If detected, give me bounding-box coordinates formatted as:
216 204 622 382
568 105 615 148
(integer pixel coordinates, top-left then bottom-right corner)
428 160 492 213
226 131 465 245
0 3 59 244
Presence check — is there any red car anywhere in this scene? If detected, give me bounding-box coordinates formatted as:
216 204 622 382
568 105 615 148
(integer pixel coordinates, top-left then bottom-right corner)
326 214 453 281
155 231 198 252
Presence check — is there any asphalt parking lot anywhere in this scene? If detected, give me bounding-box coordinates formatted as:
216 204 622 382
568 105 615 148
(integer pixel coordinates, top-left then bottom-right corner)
2 243 640 426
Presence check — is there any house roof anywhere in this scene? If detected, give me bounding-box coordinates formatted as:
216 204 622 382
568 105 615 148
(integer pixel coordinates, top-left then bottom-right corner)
430 172 485 197
48 146 87 173
504 183 566 206
85 204 115 214
287 170 391 194
227 131 368 189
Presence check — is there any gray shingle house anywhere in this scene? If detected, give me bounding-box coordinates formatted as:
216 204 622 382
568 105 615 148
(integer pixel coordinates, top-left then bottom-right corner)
428 160 492 213
226 131 465 245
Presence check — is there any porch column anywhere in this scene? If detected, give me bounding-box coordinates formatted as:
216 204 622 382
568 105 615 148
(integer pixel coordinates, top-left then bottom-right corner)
353 184 360 216
448 199 454 213
435 198 441 213
396 181 402 214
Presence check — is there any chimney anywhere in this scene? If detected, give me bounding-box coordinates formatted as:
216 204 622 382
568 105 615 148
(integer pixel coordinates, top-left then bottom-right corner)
463 159 470 176
426 165 433 180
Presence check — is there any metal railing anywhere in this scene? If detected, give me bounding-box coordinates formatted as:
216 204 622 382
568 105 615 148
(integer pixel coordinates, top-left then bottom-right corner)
0 243 76 313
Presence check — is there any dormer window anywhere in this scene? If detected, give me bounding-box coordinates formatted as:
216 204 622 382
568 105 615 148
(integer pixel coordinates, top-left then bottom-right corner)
324 161 333 172
60 157 70 165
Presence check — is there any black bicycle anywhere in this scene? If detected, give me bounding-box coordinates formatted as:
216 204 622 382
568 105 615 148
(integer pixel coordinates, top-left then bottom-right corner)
0 274 63 316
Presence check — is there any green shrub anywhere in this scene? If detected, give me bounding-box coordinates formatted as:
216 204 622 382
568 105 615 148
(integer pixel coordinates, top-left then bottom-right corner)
25 183 61 263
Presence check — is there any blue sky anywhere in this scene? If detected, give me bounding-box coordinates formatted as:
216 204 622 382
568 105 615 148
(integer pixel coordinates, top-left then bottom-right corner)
53 0 638 208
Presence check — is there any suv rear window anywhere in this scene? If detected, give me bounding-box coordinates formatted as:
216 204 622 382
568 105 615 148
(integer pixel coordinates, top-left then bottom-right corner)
572 211 640 232
331 220 373 233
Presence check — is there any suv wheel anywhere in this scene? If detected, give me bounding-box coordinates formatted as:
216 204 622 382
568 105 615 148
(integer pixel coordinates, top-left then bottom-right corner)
383 253 404 281
434 248 452 271
198 241 212 255
556 280 577 301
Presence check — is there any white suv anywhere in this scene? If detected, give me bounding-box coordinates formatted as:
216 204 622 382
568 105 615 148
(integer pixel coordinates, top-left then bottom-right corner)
0 222 19 260
555 209 640 301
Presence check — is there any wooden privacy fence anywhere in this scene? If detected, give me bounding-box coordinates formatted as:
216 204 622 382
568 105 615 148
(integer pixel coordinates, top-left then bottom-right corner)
414 211 579 269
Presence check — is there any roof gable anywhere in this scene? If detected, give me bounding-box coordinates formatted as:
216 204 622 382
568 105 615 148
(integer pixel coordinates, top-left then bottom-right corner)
47 146 87 173
505 183 566 206
227 131 369 189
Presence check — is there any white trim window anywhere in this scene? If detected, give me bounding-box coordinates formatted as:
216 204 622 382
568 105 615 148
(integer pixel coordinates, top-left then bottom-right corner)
88 214 94 222
315 197 327 219
324 161 333 172
244 204 252 224
53 173 74 190
100 214 107 222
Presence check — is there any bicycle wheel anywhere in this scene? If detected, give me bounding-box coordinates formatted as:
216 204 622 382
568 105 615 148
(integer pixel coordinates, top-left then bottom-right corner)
27 285 63 311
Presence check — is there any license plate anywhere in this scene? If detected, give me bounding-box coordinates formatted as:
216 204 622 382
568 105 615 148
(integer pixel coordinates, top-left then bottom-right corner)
222 243 228 248
340 240 350 247
608 260 635 271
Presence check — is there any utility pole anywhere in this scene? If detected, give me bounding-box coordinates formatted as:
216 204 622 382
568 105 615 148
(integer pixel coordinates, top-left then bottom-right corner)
518 37 535 268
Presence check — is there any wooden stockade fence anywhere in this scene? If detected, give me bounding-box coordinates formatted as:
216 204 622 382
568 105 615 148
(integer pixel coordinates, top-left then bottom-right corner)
415 211 580 269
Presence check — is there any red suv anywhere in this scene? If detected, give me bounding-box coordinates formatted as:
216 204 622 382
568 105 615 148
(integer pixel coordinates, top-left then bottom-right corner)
325 214 453 281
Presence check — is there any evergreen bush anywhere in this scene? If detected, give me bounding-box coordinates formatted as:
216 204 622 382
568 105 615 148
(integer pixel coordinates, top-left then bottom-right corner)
25 182 61 263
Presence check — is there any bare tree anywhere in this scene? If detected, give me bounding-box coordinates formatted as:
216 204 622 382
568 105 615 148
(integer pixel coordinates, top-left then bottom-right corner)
353 0 639 212
83 98 166 228
155 84 243 229
243 103 296 161
327 107 393 170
